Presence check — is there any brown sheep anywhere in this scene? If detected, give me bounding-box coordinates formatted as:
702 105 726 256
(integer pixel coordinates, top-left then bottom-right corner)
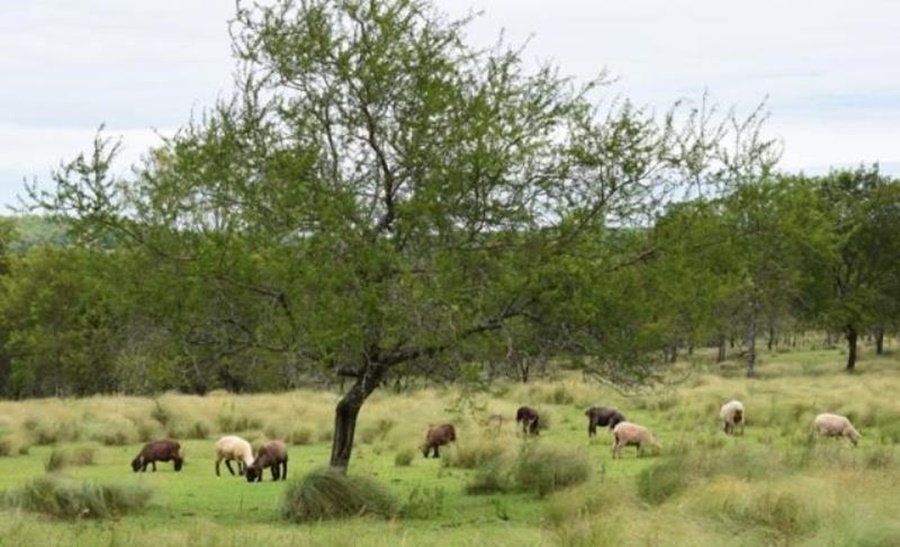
585 406 626 438
421 424 456 458
131 439 183 472
516 406 540 436
246 440 288 482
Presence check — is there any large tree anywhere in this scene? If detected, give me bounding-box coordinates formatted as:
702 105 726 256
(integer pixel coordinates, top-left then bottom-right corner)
28 0 773 470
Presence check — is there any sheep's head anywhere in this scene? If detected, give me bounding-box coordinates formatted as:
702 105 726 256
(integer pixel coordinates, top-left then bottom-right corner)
131 457 142 472
174 457 184 472
245 467 261 482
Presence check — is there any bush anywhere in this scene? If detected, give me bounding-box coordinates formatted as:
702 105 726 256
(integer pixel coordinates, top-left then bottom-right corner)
514 444 591 497
5 475 153 519
282 467 398 522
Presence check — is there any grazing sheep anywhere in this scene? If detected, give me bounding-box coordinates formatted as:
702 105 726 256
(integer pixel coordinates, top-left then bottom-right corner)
421 424 456 458
814 413 861 447
246 440 288 482
612 421 662 459
515 406 540 436
720 400 745 435
131 439 183 472
215 435 254 476
585 406 627 438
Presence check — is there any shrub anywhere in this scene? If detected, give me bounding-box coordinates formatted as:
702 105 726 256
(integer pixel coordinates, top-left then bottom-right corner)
514 444 591 497
282 468 398 522
5 475 152 519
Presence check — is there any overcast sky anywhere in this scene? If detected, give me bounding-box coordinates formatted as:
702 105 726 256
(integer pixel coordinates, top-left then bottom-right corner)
2 0 898 212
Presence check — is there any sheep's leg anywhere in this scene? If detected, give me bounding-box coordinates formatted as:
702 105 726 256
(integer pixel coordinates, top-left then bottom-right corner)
433 446 440 458
281 461 288 481
225 459 236 476
215 458 221 477
271 466 279 481
151 461 157 472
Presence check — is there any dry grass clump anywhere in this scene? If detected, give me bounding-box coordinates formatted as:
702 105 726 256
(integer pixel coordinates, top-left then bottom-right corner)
281 468 397 522
4 475 152 519
441 437 509 469
513 443 592 497
44 444 98 472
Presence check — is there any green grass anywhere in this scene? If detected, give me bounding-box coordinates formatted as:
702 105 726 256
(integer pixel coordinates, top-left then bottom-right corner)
0 343 896 544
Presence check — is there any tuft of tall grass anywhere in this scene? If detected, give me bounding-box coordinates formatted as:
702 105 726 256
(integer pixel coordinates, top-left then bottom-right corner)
465 457 515 495
393 449 414 467
44 445 97 472
358 419 394 444
4 475 153 519
513 443 591 497
441 438 508 469
400 486 445 519
281 467 398 522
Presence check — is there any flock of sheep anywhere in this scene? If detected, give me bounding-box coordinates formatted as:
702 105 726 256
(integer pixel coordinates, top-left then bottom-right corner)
424 400 864 460
129 435 289 481
128 400 863 476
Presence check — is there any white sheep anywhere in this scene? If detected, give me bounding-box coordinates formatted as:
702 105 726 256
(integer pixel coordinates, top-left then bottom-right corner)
720 400 745 435
814 413 861 447
612 421 662 459
214 435 255 476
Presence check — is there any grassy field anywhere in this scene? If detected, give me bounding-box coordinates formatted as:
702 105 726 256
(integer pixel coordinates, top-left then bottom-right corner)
0 342 898 546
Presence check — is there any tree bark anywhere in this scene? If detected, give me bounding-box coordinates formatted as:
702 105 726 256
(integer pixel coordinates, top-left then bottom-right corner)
329 362 387 471
874 326 885 355
716 335 727 363
845 324 858 372
745 297 759 378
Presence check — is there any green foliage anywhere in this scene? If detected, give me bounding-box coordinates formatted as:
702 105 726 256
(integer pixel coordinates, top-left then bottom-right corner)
281 467 398 522
4 475 152 519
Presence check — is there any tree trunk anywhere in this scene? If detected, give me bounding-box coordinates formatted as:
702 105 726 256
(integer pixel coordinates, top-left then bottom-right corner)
716 334 726 363
329 363 387 471
845 324 858 372
874 326 885 355
745 298 759 378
